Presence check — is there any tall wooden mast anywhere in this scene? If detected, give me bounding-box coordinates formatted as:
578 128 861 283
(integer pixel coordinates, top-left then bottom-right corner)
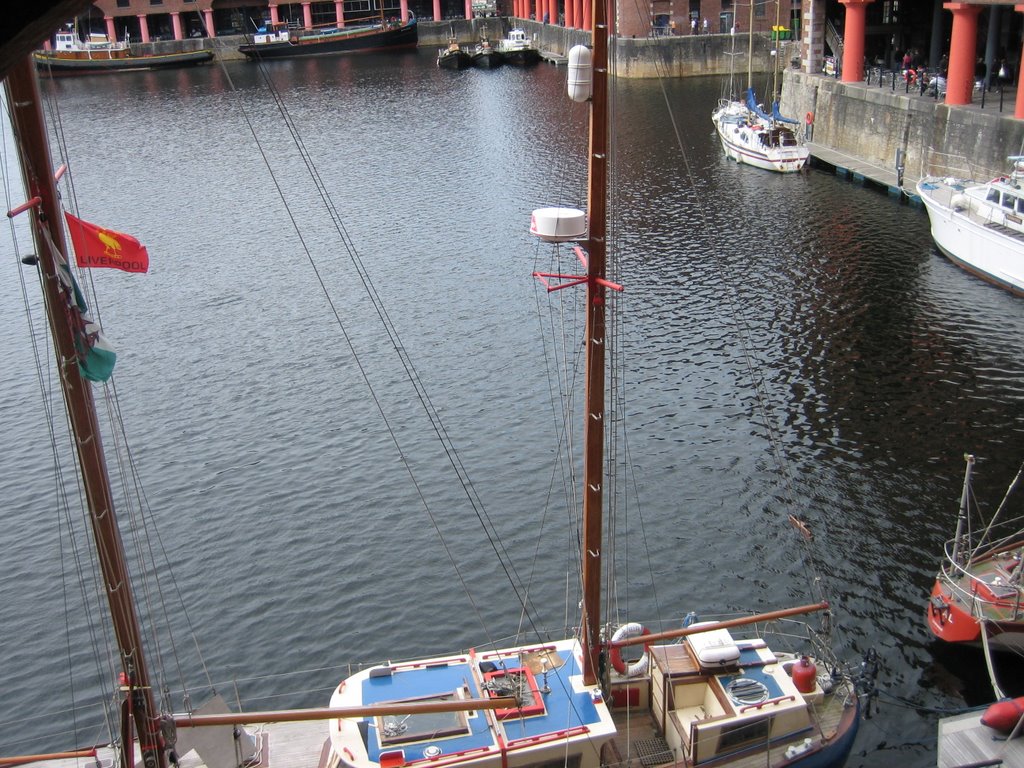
5 57 167 768
580 0 609 688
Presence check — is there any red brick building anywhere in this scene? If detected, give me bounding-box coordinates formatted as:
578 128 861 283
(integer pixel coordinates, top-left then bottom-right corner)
630 0 802 38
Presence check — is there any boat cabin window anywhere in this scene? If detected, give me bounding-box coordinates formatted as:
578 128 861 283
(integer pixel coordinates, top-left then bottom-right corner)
377 694 470 745
987 188 1001 203
1002 193 1015 210
1016 197 1024 214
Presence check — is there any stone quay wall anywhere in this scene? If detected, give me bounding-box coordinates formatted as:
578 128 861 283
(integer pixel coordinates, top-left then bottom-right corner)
782 71 1024 182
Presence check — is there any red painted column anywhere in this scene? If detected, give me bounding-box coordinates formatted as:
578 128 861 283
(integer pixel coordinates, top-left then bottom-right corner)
1016 4 1024 118
433 0 441 21
944 2 982 105
303 2 313 28
137 14 150 42
838 0 871 82
400 0 409 21
270 4 280 24
171 12 183 40
105 16 116 40
565 0 574 27
204 9 215 36
334 1 345 26
582 0 591 30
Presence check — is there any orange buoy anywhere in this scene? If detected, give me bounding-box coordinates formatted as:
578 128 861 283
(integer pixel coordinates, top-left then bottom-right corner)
792 655 817 694
805 111 814 125
981 697 1024 734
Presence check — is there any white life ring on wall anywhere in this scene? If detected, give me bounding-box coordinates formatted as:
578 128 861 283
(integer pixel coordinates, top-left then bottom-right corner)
609 622 650 677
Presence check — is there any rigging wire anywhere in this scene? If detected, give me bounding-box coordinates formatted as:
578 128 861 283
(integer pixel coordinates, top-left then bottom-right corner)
36 70 220 721
223 47 560 653
586 0 845 659
1 89 123 753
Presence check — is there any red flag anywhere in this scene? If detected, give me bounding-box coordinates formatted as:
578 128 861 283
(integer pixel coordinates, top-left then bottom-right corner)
64 211 149 274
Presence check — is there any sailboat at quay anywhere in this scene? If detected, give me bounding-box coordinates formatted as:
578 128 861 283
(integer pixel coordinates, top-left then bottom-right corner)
711 2 808 173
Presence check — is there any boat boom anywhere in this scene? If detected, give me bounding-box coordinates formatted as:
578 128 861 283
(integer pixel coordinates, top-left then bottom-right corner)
172 697 519 727
609 601 831 647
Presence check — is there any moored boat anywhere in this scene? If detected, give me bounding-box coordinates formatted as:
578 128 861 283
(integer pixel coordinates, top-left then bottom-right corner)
496 27 540 66
927 454 1024 651
710 12 808 173
437 37 472 69
238 14 418 60
33 26 212 75
712 90 809 173
916 158 1024 296
472 35 502 68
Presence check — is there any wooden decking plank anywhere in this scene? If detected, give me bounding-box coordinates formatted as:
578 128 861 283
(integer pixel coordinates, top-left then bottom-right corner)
938 710 1024 768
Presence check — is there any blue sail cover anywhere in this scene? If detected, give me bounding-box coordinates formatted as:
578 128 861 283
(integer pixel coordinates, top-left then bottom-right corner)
744 87 800 125
772 102 799 125
745 88 772 121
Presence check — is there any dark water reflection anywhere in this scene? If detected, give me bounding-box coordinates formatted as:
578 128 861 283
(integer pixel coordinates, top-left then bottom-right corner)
0 52 1022 767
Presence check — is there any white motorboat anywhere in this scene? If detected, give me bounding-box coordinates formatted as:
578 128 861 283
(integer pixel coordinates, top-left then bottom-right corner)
916 157 1024 296
496 27 540 65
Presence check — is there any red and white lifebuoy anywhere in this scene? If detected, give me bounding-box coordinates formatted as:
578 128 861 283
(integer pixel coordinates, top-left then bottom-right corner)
610 622 651 677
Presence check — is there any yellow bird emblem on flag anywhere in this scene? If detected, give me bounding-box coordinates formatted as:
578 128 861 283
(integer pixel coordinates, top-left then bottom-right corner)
96 229 123 259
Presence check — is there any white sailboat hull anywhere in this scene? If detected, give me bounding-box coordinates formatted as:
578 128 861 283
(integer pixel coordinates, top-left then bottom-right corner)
916 175 1024 296
712 100 809 174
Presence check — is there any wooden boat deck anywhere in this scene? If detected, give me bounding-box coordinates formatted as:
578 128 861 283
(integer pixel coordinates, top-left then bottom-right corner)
938 710 1024 768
